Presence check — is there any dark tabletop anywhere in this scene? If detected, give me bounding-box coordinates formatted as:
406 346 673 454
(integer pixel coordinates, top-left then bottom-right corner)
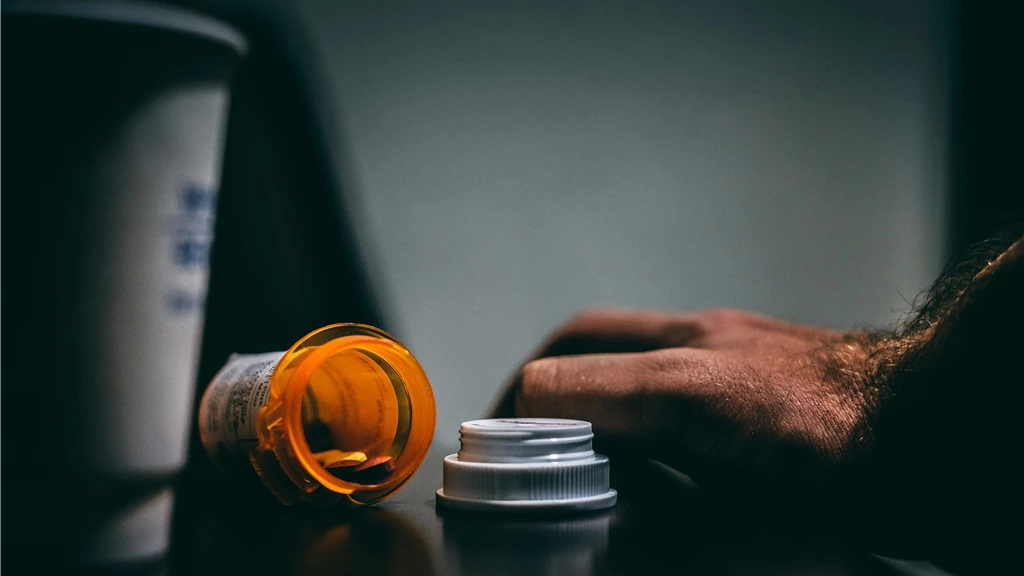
165 443 934 576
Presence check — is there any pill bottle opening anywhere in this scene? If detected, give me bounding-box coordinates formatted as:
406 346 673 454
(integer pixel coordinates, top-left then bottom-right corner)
273 325 435 505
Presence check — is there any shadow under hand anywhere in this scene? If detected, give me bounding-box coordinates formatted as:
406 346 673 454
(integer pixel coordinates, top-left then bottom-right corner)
603 452 892 576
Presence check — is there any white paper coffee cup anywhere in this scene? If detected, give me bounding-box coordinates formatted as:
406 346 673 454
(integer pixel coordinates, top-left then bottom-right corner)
3 0 246 565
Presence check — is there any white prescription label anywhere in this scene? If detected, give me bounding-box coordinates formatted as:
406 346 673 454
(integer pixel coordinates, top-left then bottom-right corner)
199 351 286 472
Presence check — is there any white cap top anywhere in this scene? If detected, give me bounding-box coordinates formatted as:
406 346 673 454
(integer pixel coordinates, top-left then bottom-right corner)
436 418 617 512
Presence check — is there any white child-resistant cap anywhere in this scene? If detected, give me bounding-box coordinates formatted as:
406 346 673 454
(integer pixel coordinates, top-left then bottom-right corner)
436 418 618 512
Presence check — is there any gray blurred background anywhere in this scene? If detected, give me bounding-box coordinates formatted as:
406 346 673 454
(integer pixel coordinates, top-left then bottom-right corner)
292 0 951 436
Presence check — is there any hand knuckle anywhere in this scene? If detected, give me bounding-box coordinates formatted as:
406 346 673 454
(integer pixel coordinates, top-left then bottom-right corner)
522 358 558 392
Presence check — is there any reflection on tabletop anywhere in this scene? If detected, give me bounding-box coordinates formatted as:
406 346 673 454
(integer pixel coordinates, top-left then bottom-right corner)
165 444 937 576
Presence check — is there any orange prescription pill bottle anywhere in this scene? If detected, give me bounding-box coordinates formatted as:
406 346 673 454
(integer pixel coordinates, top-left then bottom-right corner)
198 324 435 506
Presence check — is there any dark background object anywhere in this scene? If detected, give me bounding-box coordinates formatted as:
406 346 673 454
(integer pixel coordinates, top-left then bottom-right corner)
186 0 386 469
946 0 1023 253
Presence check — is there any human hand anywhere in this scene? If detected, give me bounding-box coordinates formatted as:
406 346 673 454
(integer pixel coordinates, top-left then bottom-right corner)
487 234 1023 565
488 308 882 505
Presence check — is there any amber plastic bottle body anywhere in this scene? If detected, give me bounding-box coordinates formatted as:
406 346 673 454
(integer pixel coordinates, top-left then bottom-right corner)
199 324 435 506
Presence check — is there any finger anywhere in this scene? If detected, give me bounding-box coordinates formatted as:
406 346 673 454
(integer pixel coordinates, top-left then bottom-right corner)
530 307 847 357
487 308 722 418
534 308 709 358
516 349 715 440
488 307 822 419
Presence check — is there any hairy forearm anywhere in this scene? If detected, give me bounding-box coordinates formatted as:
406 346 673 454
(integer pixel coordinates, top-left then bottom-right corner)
864 231 1024 557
